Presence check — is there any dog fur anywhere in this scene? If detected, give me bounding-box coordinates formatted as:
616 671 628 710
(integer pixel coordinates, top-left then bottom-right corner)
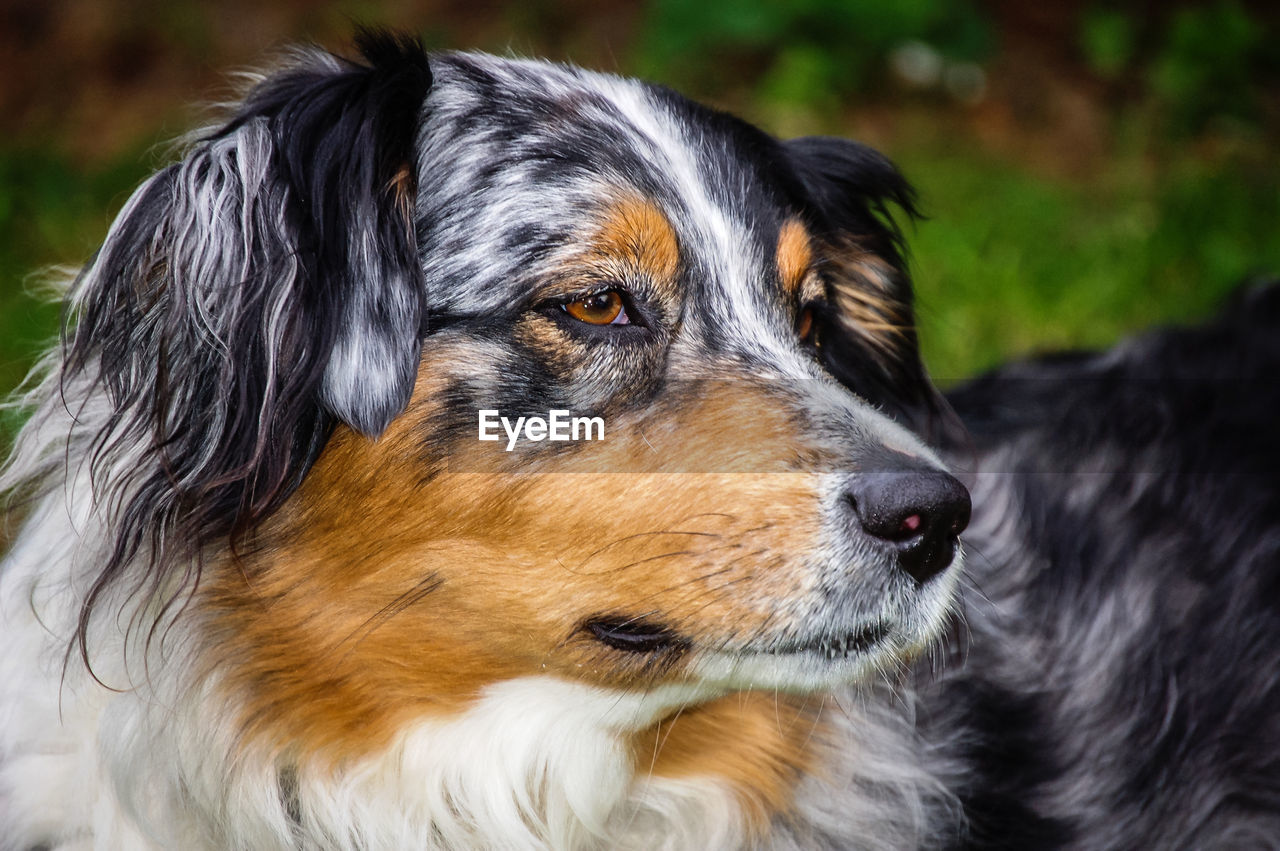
2 31 1277 850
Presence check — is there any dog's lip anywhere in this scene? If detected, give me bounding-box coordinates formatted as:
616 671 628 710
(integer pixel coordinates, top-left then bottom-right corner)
583 615 893 662
748 622 892 660
583 615 689 654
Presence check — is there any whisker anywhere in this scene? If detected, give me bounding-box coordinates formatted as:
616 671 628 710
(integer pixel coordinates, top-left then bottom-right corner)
563 529 725 575
336 572 444 661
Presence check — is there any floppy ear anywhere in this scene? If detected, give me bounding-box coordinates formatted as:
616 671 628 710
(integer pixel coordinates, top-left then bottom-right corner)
62 31 431 620
783 136 942 431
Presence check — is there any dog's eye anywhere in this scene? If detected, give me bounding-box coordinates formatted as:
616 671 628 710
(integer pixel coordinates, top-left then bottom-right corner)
797 306 820 347
562 290 630 326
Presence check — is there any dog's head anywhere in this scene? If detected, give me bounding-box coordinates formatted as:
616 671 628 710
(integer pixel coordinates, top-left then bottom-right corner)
67 32 967 754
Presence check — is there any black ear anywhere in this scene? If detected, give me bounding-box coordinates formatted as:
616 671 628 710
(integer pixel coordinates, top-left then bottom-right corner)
783 136 942 431
63 31 432 627
221 29 431 435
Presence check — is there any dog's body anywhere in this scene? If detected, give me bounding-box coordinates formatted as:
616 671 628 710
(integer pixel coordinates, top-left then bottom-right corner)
1 34 1277 849
933 286 1280 848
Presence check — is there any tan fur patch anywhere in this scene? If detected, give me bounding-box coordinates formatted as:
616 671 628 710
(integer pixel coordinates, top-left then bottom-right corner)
387 164 416 224
593 194 681 284
776 219 815 298
820 238 913 362
634 692 826 835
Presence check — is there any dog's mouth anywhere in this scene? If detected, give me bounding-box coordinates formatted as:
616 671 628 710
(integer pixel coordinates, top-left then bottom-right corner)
762 622 892 660
582 615 890 661
583 615 689 654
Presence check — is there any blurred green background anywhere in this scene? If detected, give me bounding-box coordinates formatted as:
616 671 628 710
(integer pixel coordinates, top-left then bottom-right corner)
2 0 1277 424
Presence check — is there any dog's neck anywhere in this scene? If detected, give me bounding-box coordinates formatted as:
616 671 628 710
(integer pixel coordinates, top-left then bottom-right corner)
257 678 820 848
185 676 811 848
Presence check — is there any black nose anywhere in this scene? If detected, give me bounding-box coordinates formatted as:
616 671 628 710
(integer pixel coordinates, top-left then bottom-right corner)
847 469 971 584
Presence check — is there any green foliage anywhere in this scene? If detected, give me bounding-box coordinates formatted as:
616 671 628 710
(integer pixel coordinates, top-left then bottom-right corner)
1148 1 1269 134
635 0 991 107
0 151 150 391
903 146 1280 380
1080 2 1276 136
1080 8 1136 79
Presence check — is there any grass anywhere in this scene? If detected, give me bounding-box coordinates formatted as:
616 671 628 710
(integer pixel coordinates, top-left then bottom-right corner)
0 149 155 391
1 134 1276 430
898 143 1280 382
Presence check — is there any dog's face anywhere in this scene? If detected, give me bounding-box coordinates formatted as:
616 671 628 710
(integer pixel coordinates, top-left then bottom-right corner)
71 37 968 760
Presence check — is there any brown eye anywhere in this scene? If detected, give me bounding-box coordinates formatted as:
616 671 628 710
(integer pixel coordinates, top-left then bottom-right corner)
563 290 630 326
797 306 817 345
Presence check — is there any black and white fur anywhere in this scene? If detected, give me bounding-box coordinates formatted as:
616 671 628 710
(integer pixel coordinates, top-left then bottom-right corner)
931 282 1280 847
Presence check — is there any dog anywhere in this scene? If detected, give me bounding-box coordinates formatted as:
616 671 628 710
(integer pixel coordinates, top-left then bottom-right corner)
1 30 1276 850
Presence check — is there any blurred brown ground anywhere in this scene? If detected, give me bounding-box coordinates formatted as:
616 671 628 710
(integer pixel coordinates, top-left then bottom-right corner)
4 0 1273 172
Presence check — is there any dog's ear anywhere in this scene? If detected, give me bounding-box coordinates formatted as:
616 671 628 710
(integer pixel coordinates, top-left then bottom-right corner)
210 28 431 435
62 31 431 610
783 136 943 432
